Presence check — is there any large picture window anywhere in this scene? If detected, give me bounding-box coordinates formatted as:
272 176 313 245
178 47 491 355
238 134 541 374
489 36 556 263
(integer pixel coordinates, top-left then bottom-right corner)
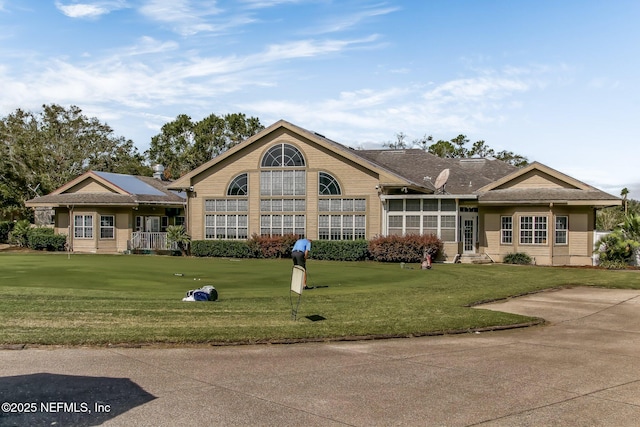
318 215 366 240
205 215 248 239
204 199 248 240
260 170 306 196
386 199 458 241
74 215 93 239
260 215 305 236
520 216 547 244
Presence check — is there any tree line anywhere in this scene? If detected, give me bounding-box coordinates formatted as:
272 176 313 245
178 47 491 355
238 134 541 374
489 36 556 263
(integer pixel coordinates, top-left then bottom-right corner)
0 104 263 219
2 103 633 223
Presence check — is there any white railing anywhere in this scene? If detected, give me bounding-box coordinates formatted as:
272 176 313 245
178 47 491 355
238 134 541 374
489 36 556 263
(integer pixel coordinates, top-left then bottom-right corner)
130 232 177 251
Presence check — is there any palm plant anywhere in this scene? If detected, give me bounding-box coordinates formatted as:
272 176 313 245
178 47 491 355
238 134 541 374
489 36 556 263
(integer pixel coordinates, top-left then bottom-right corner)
166 225 191 256
595 213 640 267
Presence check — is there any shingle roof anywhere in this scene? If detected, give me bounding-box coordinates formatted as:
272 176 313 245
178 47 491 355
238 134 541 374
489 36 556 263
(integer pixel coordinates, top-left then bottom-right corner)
25 172 186 207
478 188 620 203
355 149 518 193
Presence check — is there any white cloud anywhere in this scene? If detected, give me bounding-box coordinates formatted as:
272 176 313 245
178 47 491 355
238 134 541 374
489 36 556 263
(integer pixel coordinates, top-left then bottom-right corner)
55 1 128 19
312 5 400 34
139 0 226 35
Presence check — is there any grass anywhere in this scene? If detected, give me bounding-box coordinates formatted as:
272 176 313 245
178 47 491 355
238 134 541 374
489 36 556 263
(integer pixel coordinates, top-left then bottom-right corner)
0 253 638 346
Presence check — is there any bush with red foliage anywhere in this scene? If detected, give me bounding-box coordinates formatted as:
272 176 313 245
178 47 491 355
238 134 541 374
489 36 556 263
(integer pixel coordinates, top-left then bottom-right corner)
248 234 300 258
368 234 443 263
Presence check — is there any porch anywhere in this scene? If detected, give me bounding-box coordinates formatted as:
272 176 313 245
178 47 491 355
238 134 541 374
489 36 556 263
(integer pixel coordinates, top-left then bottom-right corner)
129 232 179 251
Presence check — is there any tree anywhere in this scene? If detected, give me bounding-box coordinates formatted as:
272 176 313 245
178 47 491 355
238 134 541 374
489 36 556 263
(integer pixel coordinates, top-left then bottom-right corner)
395 131 529 167
621 187 629 214
0 104 148 220
147 113 264 179
383 132 409 149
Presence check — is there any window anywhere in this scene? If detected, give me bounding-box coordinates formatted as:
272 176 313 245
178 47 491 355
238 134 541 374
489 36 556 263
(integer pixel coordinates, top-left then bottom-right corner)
205 215 248 239
74 215 93 239
440 215 456 242
385 199 458 241
520 216 547 244
318 215 366 240
260 214 305 236
100 215 114 239
501 216 513 244
260 170 306 196
261 143 305 167
174 216 185 227
227 173 248 196
204 199 248 239
318 172 341 195
555 216 568 245
161 216 169 232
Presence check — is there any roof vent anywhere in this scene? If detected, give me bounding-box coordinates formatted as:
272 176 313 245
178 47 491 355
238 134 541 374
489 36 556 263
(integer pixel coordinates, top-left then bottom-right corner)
153 164 165 180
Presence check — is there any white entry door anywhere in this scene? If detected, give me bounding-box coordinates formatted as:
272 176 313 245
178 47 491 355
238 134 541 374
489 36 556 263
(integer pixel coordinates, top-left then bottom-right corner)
461 214 477 254
146 216 160 232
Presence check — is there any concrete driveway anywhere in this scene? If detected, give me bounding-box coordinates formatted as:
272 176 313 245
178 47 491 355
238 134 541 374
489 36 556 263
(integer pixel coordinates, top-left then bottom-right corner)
1 286 640 426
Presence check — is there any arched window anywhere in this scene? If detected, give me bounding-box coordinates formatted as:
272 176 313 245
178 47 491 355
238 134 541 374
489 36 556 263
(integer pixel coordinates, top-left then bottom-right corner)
318 172 341 195
227 173 248 196
261 143 305 167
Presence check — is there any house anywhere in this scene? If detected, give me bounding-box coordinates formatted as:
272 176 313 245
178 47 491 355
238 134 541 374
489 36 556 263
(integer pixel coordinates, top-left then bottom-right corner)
166 120 621 266
25 170 186 253
28 120 621 265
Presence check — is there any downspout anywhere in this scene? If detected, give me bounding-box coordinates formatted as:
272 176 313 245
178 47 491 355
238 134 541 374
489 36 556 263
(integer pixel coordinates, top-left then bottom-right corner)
67 205 74 253
549 202 554 265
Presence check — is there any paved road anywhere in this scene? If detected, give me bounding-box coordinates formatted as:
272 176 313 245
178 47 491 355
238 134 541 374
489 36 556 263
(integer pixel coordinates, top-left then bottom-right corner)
1 287 640 426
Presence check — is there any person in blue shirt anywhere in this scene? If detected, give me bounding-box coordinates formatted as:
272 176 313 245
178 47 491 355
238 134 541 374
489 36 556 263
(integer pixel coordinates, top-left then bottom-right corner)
291 238 311 289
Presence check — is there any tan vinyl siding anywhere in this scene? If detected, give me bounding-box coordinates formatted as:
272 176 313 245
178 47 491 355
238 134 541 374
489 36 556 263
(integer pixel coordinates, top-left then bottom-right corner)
189 130 382 240
67 179 116 194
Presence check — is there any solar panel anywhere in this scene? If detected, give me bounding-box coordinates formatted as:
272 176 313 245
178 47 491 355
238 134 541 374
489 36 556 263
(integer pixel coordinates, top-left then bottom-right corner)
93 171 166 196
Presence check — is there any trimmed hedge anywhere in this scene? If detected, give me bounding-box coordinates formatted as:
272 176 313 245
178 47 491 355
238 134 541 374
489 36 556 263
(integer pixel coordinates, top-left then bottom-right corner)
310 240 369 261
191 234 443 263
191 240 254 258
27 227 67 251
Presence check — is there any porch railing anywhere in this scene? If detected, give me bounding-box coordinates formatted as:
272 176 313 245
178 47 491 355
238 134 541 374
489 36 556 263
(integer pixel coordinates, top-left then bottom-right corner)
130 232 178 251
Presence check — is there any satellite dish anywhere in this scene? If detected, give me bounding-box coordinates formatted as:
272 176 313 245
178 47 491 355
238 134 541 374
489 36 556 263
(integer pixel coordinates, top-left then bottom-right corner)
434 168 450 191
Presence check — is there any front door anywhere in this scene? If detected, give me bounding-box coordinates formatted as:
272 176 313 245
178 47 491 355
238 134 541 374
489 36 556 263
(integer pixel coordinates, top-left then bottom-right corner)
146 216 160 232
461 214 477 254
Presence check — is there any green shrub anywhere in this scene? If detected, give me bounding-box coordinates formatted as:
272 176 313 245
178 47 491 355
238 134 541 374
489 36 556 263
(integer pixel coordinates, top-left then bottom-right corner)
27 227 67 251
368 234 443 263
503 252 532 265
598 259 630 270
0 221 14 243
191 240 254 258
8 220 31 247
310 240 369 261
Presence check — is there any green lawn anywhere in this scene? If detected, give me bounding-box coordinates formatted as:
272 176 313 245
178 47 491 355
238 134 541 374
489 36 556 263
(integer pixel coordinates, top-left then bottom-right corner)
0 253 638 346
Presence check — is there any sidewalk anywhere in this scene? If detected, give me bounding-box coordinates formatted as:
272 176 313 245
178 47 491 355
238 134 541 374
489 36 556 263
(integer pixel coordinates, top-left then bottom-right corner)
2 287 640 426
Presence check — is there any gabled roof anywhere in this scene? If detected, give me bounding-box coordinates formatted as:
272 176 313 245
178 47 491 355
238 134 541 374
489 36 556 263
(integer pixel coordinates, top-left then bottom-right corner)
476 162 621 206
168 119 419 190
25 171 186 208
355 150 518 194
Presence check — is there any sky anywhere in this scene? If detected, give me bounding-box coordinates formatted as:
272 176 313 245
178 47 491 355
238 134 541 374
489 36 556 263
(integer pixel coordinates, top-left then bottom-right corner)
1 0 639 198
